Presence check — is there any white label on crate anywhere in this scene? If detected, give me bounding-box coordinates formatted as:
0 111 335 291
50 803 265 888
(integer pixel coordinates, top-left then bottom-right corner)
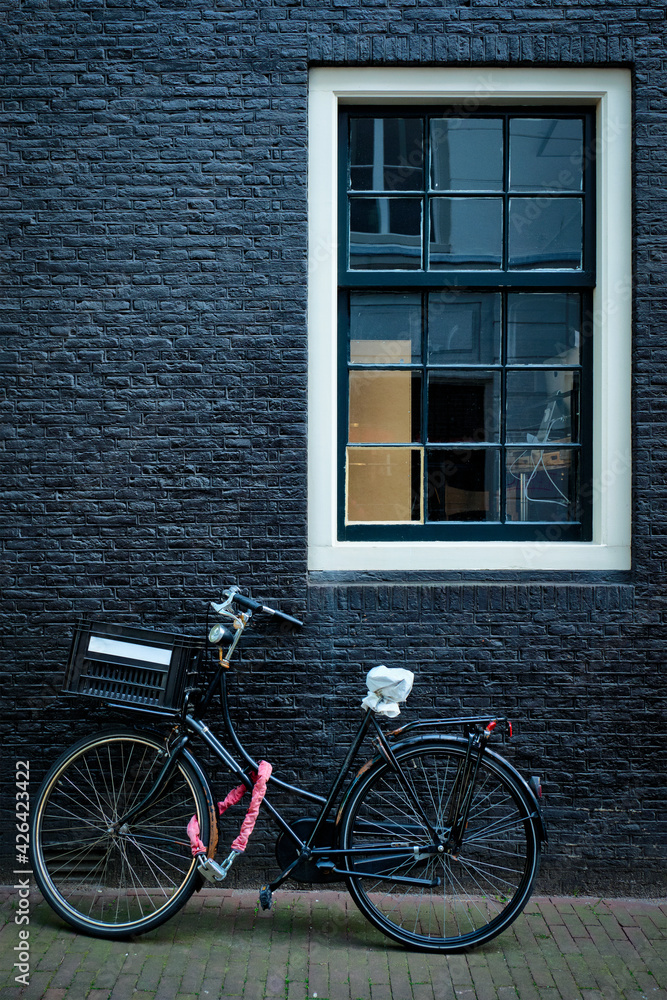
88 636 173 666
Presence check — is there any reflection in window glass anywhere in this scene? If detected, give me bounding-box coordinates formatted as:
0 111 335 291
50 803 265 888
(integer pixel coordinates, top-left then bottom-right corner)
350 118 423 192
341 108 593 540
430 198 503 269
507 293 580 364
427 449 499 521
350 293 421 364
350 197 422 270
506 371 579 444
510 118 583 192
428 292 501 364
347 447 422 522
430 119 503 191
349 371 421 443
508 198 582 269
427 372 500 443
506 448 577 522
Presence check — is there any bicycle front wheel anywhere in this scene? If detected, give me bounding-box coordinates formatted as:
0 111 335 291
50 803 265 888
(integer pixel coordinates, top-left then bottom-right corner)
32 729 210 939
340 737 541 952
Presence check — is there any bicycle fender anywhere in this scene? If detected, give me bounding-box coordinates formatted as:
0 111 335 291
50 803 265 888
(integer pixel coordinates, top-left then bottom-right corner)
180 747 219 858
336 733 548 844
382 733 547 843
482 743 549 845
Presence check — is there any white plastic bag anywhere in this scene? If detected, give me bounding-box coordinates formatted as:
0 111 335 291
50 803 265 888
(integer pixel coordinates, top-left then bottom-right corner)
361 665 415 718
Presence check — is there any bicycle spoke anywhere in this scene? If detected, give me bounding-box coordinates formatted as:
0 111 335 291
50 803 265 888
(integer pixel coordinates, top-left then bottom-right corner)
343 740 540 951
34 732 206 936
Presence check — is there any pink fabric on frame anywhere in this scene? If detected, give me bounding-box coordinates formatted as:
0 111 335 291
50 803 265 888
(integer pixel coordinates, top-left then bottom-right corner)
231 760 272 853
186 762 272 857
187 781 248 857
187 814 207 856
216 780 247 817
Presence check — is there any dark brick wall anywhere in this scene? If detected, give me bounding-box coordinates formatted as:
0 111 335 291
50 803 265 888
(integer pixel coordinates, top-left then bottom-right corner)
1 0 666 893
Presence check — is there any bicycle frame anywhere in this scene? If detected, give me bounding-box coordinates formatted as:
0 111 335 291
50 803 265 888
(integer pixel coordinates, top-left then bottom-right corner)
109 657 514 892
33 587 548 951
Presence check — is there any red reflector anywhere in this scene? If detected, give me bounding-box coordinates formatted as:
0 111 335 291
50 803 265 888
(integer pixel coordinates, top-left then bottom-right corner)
484 720 497 734
508 721 513 738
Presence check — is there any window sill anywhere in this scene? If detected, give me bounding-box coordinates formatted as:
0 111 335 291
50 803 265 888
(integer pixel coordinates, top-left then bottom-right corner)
308 540 631 573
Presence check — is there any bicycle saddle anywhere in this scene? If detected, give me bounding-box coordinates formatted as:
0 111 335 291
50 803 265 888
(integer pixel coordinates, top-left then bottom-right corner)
361 665 414 717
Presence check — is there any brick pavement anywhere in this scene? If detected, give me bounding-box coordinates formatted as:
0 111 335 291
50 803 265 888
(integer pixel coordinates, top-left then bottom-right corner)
0 889 664 1000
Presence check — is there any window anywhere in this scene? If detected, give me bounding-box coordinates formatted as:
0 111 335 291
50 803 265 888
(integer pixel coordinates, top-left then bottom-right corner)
340 108 594 542
308 69 631 572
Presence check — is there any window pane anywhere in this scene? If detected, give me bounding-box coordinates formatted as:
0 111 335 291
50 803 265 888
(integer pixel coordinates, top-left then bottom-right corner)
427 372 500 443
347 447 422 522
428 291 501 364
506 371 579 444
506 448 578 522
350 118 423 192
507 293 580 364
430 118 503 191
510 119 584 192
508 197 582 269
349 371 421 443
430 198 502 269
427 449 499 521
350 197 422 270
350 292 421 364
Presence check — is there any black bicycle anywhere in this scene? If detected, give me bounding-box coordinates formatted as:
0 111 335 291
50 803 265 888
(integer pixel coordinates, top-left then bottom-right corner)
31 586 547 952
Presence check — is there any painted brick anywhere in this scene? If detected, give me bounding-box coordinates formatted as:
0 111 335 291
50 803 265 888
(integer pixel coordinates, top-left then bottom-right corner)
1 0 666 896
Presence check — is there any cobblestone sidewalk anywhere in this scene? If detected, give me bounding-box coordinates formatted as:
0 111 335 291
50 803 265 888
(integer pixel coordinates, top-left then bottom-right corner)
0 890 665 1000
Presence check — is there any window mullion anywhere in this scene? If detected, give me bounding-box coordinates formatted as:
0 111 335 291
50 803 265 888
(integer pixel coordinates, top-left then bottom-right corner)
499 118 510 523
502 113 509 273
424 116 430 273
422 290 428 524
500 291 508 524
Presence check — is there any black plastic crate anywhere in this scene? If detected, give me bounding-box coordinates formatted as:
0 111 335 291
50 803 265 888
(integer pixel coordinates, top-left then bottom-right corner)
64 620 206 710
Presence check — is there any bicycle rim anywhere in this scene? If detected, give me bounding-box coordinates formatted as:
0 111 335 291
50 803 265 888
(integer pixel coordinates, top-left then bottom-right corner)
32 730 209 938
341 738 540 952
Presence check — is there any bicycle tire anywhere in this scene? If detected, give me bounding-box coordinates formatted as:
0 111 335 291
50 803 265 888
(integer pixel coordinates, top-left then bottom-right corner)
339 736 541 952
32 729 210 939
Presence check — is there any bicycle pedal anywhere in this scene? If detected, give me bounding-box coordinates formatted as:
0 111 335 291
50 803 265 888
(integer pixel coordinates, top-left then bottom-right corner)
259 885 273 910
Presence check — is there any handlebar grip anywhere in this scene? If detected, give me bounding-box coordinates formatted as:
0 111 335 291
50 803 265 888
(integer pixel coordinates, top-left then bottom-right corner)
230 593 263 613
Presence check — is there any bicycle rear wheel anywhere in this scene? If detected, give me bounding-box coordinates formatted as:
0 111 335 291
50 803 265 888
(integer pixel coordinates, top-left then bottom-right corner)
32 729 210 939
340 736 541 952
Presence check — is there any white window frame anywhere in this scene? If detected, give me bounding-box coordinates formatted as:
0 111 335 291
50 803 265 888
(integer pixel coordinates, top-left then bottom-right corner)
307 67 631 573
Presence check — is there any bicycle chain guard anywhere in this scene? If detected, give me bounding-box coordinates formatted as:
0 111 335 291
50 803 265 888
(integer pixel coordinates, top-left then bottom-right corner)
274 816 339 884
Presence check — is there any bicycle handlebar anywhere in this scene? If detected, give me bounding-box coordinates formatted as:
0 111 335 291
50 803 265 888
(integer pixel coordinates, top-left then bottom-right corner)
226 590 303 627
259 605 304 627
